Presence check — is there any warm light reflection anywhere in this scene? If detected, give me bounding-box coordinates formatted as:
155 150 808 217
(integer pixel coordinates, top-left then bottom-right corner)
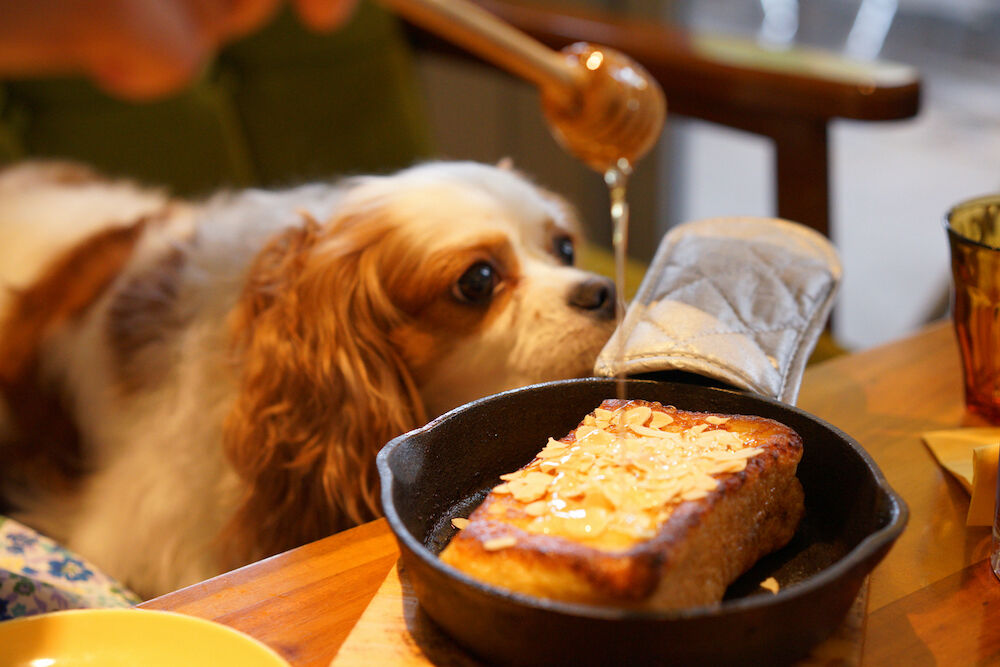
585 51 604 70
613 65 648 90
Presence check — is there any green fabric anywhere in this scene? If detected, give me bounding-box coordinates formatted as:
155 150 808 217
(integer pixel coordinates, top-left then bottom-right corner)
0 88 24 160
0 1 433 195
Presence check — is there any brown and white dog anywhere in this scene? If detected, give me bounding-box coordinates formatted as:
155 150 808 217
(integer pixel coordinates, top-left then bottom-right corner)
0 160 616 598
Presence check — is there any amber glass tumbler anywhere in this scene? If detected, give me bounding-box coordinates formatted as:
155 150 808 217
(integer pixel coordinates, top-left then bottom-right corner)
947 195 1000 424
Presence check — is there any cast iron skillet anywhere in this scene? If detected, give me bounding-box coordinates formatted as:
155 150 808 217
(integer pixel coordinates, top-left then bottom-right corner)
377 378 907 666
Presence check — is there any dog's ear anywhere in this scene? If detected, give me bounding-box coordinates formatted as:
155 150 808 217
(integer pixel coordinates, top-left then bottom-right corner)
220 212 426 566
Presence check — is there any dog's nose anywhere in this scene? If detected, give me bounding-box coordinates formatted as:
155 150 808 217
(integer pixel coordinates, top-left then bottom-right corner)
568 277 616 319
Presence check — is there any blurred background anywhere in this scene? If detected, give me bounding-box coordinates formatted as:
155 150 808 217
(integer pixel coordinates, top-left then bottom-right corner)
2 0 998 351
418 0 1000 351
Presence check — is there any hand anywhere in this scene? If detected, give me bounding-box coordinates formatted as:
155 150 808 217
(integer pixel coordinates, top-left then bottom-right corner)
0 0 358 100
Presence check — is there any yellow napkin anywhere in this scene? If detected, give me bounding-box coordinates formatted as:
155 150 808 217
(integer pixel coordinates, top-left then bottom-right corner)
922 428 1000 526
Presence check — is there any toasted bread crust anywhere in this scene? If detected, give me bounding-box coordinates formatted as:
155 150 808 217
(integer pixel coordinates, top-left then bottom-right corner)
440 399 804 610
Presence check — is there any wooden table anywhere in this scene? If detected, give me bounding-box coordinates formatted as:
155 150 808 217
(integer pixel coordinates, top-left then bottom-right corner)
140 322 1000 665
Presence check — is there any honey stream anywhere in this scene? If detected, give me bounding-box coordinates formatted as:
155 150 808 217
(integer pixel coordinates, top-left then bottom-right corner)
605 163 631 402
538 43 663 407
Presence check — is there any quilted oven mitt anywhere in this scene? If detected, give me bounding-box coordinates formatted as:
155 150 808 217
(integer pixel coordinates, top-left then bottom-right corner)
595 217 842 405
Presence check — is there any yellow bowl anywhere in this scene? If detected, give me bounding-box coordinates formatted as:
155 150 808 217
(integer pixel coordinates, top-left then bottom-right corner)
0 608 289 666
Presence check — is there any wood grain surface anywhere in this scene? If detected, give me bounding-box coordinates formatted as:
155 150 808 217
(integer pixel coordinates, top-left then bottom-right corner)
330 562 868 666
142 322 999 665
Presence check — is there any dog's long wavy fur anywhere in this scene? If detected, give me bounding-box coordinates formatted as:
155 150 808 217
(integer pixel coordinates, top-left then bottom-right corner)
0 160 616 597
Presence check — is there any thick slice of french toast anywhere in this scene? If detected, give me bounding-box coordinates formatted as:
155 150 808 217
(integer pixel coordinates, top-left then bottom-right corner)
439 399 804 610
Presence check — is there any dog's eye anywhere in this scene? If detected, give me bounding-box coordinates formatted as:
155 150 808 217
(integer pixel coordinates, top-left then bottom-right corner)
454 262 498 304
554 235 575 265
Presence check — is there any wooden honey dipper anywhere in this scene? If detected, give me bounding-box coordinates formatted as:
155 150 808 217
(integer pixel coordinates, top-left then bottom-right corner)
377 0 666 174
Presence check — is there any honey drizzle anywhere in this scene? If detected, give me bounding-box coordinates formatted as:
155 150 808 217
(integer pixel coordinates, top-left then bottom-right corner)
605 161 631 402
535 42 662 406
487 403 761 550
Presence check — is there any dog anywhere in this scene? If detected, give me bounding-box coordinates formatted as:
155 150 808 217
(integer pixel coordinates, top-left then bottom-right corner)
0 160 616 598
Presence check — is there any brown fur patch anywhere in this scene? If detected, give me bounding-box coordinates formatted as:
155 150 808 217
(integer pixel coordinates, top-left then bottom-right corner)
107 246 187 393
219 214 427 569
0 220 146 493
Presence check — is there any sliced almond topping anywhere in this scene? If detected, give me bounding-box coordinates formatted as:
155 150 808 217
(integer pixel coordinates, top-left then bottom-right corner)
710 459 748 474
538 438 568 459
585 487 616 511
584 428 615 448
687 423 709 436
600 480 628 509
712 430 742 447
575 451 597 473
557 484 586 500
593 408 615 422
476 401 776 544
508 471 552 503
451 517 470 530
649 411 674 428
738 447 764 458
760 576 780 594
524 500 548 516
483 536 517 551
624 405 652 426
630 424 669 439
706 450 743 461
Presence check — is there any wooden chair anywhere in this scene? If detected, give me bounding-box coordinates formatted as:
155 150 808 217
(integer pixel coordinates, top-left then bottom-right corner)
403 0 922 241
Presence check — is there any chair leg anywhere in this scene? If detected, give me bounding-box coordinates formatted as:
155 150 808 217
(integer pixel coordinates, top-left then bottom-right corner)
774 119 830 239
773 119 836 332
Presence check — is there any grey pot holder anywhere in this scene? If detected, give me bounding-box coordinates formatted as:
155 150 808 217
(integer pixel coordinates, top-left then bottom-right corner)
594 217 842 405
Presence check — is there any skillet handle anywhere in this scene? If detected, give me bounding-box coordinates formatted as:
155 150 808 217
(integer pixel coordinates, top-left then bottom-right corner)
594 217 841 405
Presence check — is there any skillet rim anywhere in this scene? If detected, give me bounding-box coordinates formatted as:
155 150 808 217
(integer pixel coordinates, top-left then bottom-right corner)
377 377 909 622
